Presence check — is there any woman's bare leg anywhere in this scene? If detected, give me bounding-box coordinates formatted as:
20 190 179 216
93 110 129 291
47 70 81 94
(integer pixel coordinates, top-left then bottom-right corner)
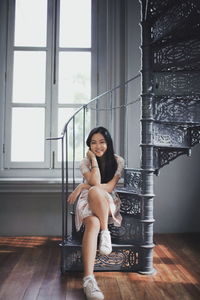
88 186 110 230
82 216 100 277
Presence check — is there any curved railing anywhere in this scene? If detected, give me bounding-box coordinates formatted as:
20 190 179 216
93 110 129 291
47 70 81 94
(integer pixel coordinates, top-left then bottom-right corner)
50 73 141 243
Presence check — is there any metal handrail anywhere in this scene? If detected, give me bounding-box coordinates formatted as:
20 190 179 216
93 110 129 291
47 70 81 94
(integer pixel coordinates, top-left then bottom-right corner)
61 73 141 136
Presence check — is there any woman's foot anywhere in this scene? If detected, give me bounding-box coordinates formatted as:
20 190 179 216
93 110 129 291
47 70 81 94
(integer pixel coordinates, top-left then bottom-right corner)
99 230 112 255
83 275 104 300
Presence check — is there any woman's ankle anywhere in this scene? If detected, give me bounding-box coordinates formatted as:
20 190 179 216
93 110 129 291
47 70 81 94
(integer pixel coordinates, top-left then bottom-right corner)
83 274 94 282
100 229 109 233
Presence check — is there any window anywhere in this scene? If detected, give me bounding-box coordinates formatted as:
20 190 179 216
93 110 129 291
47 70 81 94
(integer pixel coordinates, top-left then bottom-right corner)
4 0 95 176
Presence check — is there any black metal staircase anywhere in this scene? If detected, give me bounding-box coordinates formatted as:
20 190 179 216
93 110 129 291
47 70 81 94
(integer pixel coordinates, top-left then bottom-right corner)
148 0 200 174
58 0 200 275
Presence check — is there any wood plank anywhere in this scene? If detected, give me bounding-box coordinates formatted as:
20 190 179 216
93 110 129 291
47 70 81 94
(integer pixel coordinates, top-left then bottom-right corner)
20 240 54 300
0 237 25 287
32 238 67 300
97 272 123 300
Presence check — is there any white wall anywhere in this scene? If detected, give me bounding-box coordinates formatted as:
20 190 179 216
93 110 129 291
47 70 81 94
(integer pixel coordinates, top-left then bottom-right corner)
154 144 200 233
0 193 62 236
125 0 141 168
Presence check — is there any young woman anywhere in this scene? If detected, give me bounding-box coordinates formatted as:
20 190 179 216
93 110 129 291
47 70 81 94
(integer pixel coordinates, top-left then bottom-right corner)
67 126 124 300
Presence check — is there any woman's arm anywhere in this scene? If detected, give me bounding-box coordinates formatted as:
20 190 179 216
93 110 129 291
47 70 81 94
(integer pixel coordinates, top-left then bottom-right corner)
83 150 101 186
67 183 91 204
100 175 120 193
100 155 124 193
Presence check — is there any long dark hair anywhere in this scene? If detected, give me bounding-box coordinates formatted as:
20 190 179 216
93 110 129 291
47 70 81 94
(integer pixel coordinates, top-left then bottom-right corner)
86 127 117 183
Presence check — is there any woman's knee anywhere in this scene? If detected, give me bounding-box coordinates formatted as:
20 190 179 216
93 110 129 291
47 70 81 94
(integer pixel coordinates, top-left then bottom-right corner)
88 185 101 194
84 216 100 231
88 186 104 201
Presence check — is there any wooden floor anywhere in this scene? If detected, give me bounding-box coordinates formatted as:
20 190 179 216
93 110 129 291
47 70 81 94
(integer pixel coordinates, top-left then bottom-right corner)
0 234 200 300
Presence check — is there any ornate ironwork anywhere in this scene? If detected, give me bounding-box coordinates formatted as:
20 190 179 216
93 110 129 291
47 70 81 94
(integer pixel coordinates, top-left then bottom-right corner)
153 72 200 96
190 126 200 146
109 216 141 244
143 0 173 21
151 0 200 42
124 169 142 193
118 193 141 216
153 96 200 123
155 148 189 169
60 240 83 271
153 39 200 72
153 123 189 148
95 249 139 271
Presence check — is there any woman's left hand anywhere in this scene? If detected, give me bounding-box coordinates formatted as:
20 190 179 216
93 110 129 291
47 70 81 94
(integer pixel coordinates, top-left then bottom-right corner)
87 149 96 161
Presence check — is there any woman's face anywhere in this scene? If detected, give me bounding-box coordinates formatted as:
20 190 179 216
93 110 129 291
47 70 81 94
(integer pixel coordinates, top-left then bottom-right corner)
90 133 107 157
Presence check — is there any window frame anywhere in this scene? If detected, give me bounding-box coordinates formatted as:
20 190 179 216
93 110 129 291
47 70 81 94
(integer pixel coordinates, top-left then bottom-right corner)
2 0 97 177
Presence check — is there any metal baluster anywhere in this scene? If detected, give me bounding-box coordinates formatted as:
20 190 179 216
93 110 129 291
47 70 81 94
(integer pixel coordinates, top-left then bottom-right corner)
72 117 75 191
125 83 128 167
53 0 58 84
109 91 113 135
96 96 98 126
65 129 68 239
83 106 86 160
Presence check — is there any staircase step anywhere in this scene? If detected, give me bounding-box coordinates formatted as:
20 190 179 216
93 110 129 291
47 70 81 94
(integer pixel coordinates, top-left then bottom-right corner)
153 96 200 124
117 190 142 215
151 0 200 43
109 215 141 244
153 125 200 171
153 123 190 148
189 125 200 146
116 187 140 195
144 0 173 23
154 147 190 171
153 71 200 96
153 39 200 72
122 168 142 193
60 238 140 272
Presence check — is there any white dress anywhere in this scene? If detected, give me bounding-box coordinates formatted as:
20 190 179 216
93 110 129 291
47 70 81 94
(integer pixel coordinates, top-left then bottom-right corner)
75 154 125 231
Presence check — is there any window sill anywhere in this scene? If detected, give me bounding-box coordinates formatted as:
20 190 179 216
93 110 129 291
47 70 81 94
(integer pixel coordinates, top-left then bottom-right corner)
0 178 82 193
0 178 124 193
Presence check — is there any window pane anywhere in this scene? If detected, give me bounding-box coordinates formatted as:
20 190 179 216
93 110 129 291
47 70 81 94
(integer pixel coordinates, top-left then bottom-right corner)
58 108 91 161
14 0 47 47
58 108 76 162
11 108 45 162
13 51 46 103
58 52 91 103
60 0 91 47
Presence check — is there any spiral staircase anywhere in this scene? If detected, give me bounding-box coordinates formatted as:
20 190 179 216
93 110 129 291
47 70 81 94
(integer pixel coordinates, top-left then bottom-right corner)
59 0 200 274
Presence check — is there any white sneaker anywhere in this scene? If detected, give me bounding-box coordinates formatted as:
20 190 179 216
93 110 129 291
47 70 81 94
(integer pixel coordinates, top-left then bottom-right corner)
83 277 104 300
99 230 112 255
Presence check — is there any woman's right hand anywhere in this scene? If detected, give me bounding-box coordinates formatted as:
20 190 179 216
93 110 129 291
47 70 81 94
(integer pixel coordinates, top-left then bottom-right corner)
67 184 82 204
67 183 91 204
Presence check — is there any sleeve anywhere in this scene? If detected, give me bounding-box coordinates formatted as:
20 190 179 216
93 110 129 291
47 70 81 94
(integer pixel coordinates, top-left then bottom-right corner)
114 155 125 177
79 158 91 175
